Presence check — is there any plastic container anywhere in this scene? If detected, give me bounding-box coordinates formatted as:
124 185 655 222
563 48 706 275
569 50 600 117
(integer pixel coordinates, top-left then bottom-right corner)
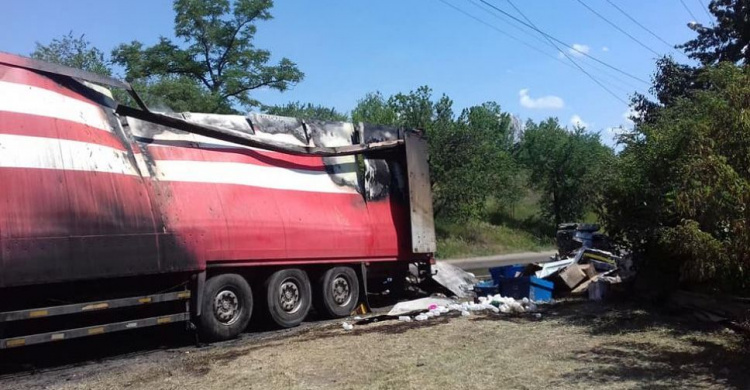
489 264 525 284
500 276 554 302
474 280 499 296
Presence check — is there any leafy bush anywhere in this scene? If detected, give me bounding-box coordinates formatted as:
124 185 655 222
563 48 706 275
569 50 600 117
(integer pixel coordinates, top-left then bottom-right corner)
601 64 750 294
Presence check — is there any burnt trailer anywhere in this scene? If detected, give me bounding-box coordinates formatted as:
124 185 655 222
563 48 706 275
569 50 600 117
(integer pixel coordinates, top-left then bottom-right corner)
0 52 436 348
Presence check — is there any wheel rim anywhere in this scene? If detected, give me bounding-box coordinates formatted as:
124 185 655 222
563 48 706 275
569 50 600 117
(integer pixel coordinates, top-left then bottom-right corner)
213 289 242 325
279 278 302 313
331 275 352 307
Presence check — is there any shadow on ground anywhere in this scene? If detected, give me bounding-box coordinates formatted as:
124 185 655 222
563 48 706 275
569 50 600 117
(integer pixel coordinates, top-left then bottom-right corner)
474 299 750 389
0 308 341 377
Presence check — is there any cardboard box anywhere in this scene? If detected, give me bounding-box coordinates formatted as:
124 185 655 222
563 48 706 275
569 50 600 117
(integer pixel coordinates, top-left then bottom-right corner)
579 263 599 279
558 264 587 290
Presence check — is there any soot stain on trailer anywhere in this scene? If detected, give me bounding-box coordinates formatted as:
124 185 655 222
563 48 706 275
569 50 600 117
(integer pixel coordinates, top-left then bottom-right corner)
306 119 360 191
247 113 309 145
361 124 405 201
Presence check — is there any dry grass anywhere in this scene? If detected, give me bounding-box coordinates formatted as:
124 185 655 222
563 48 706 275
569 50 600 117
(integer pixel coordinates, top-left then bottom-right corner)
4 300 749 390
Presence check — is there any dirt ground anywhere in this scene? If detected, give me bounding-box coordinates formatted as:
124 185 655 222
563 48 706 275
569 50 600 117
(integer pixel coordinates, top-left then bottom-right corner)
1 299 748 390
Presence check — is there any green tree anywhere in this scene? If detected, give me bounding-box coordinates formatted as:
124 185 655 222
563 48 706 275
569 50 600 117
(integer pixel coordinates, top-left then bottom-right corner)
678 0 750 65
600 64 750 293
112 0 304 113
263 102 348 121
518 118 612 226
31 32 111 76
387 86 435 129
352 87 521 220
351 92 398 125
128 76 229 113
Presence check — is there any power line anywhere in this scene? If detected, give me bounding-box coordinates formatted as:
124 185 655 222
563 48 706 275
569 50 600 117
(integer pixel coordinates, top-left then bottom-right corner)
453 0 642 93
475 0 650 85
679 0 699 20
499 0 633 90
495 0 639 92
695 0 714 21
436 0 577 68
466 0 551 48
603 0 677 51
574 0 661 57
504 0 629 105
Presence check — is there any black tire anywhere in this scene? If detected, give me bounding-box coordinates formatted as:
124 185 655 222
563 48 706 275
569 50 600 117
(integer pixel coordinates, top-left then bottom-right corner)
314 267 360 318
263 269 312 328
197 273 253 342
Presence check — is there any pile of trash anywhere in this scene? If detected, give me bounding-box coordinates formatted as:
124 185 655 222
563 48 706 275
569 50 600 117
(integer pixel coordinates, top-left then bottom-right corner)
341 294 542 331
541 222 634 299
473 223 635 302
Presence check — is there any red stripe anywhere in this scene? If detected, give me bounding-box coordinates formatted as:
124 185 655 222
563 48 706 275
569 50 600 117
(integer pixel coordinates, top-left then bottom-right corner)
0 111 126 151
0 64 100 105
145 144 329 172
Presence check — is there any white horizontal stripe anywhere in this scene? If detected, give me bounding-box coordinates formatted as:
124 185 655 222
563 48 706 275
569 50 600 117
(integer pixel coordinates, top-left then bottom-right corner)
0 134 356 193
0 80 112 132
0 134 138 176
154 160 357 194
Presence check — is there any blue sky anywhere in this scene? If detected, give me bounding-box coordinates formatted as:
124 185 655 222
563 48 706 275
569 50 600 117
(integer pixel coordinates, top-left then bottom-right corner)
2 0 711 145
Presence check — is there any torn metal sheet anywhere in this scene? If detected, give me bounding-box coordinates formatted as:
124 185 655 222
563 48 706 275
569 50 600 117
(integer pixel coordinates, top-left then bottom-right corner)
432 261 478 298
535 258 576 279
247 113 309 145
117 106 404 157
183 112 255 133
387 297 454 316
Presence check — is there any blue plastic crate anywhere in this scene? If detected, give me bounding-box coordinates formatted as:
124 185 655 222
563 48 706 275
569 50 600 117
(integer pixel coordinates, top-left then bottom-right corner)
500 276 554 302
489 264 525 285
474 280 499 296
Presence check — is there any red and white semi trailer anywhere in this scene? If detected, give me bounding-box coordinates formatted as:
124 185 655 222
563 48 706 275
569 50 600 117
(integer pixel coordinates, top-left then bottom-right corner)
0 53 436 347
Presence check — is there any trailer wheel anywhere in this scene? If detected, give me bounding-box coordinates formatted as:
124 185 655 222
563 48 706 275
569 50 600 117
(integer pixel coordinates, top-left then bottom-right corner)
263 269 312 328
314 267 360 318
198 273 253 341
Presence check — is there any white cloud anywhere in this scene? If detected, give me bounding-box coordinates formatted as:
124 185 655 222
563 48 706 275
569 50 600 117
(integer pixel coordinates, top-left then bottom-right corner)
601 108 641 149
519 89 565 109
570 114 589 128
602 46 609 52
604 126 629 139
557 43 590 58
622 107 641 124
569 43 590 57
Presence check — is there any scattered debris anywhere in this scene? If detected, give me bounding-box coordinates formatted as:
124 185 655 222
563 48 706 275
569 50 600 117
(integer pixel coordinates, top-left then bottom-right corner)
431 261 479 298
347 294 546 330
535 258 576 279
556 263 588 290
501 276 554 302
555 222 615 257
387 297 454 316
471 228 633 302
474 279 499 296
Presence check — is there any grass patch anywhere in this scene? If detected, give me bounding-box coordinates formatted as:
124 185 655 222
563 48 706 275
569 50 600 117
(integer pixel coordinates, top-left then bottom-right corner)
435 219 554 259
435 191 556 259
